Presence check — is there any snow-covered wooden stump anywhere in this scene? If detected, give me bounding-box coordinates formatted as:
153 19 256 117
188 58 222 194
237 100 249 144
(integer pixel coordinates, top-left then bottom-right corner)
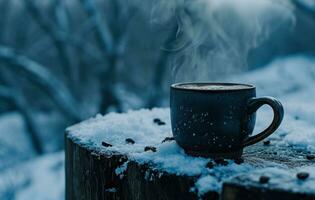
65 108 315 200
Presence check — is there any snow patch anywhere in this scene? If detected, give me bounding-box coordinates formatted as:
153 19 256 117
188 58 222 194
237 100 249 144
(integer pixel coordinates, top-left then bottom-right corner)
0 112 35 170
115 161 129 179
105 187 117 193
0 152 64 200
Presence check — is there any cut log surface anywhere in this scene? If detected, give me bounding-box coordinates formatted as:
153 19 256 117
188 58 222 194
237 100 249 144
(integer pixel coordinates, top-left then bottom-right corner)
66 108 315 200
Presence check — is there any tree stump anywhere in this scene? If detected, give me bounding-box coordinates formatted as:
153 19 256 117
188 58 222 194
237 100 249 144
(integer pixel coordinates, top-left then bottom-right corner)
65 134 217 200
65 108 315 200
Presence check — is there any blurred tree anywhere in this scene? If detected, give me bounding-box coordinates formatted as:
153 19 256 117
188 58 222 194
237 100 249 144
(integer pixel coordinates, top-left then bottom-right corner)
0 0 177 154
0 0 314 156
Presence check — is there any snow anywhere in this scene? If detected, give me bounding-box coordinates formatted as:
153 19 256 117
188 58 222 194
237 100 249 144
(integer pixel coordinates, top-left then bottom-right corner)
193 175 220 195
105 187 117 193
0 152 64 200
230 165 315 195
115 161 129 179
67 55 315 196
0 112 35 170
14 152 65 200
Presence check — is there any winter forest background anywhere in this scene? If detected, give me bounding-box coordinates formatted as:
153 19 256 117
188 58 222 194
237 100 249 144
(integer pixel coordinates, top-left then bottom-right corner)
0 0 315 199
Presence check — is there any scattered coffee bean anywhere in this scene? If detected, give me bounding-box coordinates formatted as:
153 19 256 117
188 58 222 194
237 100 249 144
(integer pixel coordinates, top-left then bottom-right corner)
234 157 244 165
294 116 300 120
206 161 214 169
273 152 277 155
153 118 161 123
214 157 224 163
162 137 175 143
263 140 270 146
102 141 112 147
144 146 157 152
259 175 270 184
297 172 309 180
157 121 166 126
306 154 315 160
125 138 135 144
214 158 229 166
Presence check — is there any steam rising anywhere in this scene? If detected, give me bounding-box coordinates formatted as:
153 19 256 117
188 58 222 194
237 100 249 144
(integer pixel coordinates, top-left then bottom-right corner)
152 0 295 82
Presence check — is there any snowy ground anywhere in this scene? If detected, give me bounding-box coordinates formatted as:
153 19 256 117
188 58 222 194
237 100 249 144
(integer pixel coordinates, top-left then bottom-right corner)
0 113 35 171
1 55 315 199
0 152 64 200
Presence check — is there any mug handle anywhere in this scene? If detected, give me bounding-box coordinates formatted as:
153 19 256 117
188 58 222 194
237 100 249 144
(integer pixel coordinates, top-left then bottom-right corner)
242 96 284 147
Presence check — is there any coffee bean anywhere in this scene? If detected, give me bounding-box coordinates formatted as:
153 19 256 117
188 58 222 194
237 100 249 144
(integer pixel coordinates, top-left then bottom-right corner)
125 138 135 144
157 121 166 126
153 118 161 123
214 157 224 163
306 154 315 160
214 158 224 164
273 152 277 155
259 175 270 184
102 141 112 147
263 140 270 146
206 161 214 169
144 146 157 152
162 137 175 143
214 158 229 166
297 172 309 180
234 157 244 165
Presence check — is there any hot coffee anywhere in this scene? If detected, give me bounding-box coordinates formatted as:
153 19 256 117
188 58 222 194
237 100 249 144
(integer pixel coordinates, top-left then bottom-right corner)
170 82 284 158
174 83 252 91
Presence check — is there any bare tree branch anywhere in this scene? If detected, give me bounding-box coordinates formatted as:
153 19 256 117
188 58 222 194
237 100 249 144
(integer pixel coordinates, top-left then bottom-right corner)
15 93 44 155
0 0 10 42
0 85 12 98
79 0 123 112
146 23 179 108
0 72 44 155
53 0 81 88
294 0 315 18
24 0 74 85
0 45 83 121
53 0 70 33
79 0 114 57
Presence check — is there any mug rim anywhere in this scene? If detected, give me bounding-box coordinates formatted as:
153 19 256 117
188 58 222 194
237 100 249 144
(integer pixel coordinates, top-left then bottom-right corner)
171 82 255 92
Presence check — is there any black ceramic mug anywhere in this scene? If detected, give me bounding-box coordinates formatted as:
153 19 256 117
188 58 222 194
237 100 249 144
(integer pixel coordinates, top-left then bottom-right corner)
170 82 284 158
